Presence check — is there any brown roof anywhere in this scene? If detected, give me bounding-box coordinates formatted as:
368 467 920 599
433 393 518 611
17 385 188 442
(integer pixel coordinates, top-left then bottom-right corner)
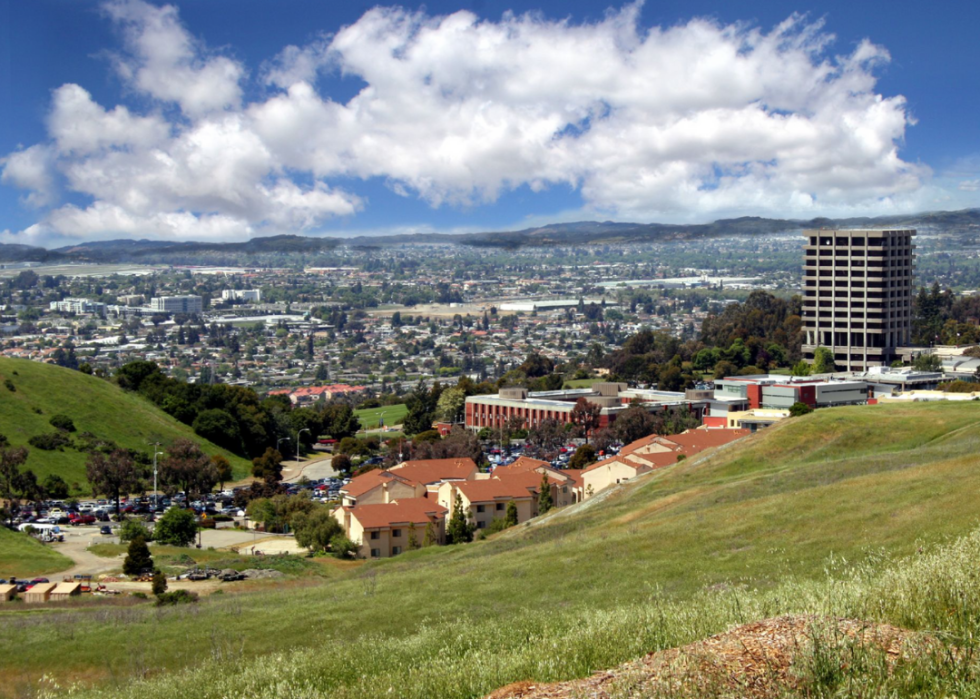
347 498 448 530
666 428 750 454
390 458 478 485
495 456 551 475
341 469 414 498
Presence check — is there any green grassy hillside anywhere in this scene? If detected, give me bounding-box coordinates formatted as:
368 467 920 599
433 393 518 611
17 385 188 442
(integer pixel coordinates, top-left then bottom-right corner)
0 357 251 491
3 400 980 697
0 527 72 578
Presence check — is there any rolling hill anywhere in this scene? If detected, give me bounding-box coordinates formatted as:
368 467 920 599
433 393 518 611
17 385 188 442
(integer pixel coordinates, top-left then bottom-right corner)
0 357 252 492
3 400 980 696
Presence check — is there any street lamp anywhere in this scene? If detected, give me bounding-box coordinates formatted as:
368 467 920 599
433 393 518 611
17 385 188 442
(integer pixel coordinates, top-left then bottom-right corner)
277 437 290 457
151 443 164 512
297 428 310 461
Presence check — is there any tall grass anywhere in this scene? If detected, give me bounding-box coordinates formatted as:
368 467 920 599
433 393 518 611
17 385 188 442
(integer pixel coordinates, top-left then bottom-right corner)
42 525 980 698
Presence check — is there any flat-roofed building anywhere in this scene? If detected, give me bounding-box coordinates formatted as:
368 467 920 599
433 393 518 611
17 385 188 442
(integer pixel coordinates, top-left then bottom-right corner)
464 383 709 431
802 228 915 371
149 295 203 314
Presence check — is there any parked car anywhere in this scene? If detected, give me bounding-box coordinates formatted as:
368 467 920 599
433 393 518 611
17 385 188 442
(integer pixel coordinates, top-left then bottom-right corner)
100 525 113 535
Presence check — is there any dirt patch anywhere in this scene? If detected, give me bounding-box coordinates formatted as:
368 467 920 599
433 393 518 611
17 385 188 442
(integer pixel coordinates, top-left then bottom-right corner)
485 615 929 699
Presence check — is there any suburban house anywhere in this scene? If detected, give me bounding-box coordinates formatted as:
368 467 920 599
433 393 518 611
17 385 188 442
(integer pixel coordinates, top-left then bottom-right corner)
333 498 448 558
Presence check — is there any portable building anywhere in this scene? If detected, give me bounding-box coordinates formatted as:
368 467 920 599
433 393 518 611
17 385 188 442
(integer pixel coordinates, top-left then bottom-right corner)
24 582 56 603
50 582 82 601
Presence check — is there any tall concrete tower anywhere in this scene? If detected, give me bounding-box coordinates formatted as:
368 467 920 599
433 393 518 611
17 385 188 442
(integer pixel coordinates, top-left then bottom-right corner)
802 228 915 371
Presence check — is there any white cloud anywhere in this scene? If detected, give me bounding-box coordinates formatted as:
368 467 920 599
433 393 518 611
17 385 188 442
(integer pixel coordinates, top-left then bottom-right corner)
102 0 244 117
0 0 948 245
0 144 57 208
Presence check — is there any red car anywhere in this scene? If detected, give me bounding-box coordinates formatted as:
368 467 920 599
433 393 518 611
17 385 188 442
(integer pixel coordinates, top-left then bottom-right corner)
70 514 96 525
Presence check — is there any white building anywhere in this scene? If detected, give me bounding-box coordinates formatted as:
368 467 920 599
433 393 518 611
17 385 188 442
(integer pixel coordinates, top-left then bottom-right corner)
49 298 106 316
221 289 262 302
149 295 203 314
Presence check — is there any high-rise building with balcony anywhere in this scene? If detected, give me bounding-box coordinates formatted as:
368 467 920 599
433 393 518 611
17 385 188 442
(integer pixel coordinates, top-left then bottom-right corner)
802 228 915 371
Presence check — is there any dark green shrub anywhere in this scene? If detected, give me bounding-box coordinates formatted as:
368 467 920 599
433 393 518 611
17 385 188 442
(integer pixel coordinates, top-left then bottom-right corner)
155 590 198 606
28 432 71 450
49 414 76 432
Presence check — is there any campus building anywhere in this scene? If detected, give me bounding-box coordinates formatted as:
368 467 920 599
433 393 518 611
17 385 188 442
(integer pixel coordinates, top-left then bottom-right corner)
221 289 262 302
703 375 870 427
149 295 204 314
802 228 916 371
464 383 710 431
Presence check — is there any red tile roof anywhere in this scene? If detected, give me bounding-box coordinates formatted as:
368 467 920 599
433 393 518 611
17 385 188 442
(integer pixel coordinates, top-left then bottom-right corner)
347 498 448 529
390 458 478 485
341 470 415 498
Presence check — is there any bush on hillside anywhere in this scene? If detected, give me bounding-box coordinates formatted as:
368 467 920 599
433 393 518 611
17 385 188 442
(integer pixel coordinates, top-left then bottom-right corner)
789 402 814 417
155 590 198 606
49 414 76 432
28 432 71 450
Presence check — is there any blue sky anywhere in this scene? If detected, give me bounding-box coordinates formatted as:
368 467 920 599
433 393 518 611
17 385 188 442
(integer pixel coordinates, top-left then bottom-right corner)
1 0 978 247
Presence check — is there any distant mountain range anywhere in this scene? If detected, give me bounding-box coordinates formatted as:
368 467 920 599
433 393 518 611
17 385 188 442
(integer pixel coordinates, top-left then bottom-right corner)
1 209 978 263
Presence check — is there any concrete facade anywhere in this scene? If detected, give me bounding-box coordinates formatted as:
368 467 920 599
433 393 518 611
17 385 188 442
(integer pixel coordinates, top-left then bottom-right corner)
802 228 915 371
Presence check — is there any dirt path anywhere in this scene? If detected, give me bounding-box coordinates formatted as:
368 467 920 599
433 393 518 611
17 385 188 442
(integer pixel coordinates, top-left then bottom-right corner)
485 616 930 699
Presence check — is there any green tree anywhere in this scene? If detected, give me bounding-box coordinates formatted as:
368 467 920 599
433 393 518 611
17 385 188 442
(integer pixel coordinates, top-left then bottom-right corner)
791 360 811 377
504 500 518 527
211 454 232 490
569 397 601 443
446 492 474 544
407 522 420 550
435 387 466 423
123 536 153 576
86 448 144 516
154 507 198 547
913 353 942 371
160 439 217 501
42 473 70 499
567 444 597 469
422 520 438 547
151 568 168 596
538 472 553 514
613 405 655 445
812 347 837 374
251 448 284 484
292 507 343 553
320 404 361 440
192 409 241 453
329 534 358 559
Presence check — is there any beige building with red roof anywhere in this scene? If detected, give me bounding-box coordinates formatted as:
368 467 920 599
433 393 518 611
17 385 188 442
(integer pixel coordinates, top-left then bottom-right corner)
339 470 422 507
334 498 448 558
581 428 750 499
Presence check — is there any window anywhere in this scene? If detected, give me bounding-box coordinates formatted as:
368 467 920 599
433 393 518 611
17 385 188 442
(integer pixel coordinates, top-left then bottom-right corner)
476 504 485 513
370 548 381 558
392 529 401 538
496 503 505 511
392 546 402 556
476 521 487 529
370 531 379 540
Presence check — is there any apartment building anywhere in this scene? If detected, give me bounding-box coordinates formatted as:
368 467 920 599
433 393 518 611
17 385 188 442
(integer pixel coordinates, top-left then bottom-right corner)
802 228 915 371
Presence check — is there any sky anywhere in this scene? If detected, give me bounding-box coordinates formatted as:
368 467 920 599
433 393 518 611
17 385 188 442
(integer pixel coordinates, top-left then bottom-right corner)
1 0 979 248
